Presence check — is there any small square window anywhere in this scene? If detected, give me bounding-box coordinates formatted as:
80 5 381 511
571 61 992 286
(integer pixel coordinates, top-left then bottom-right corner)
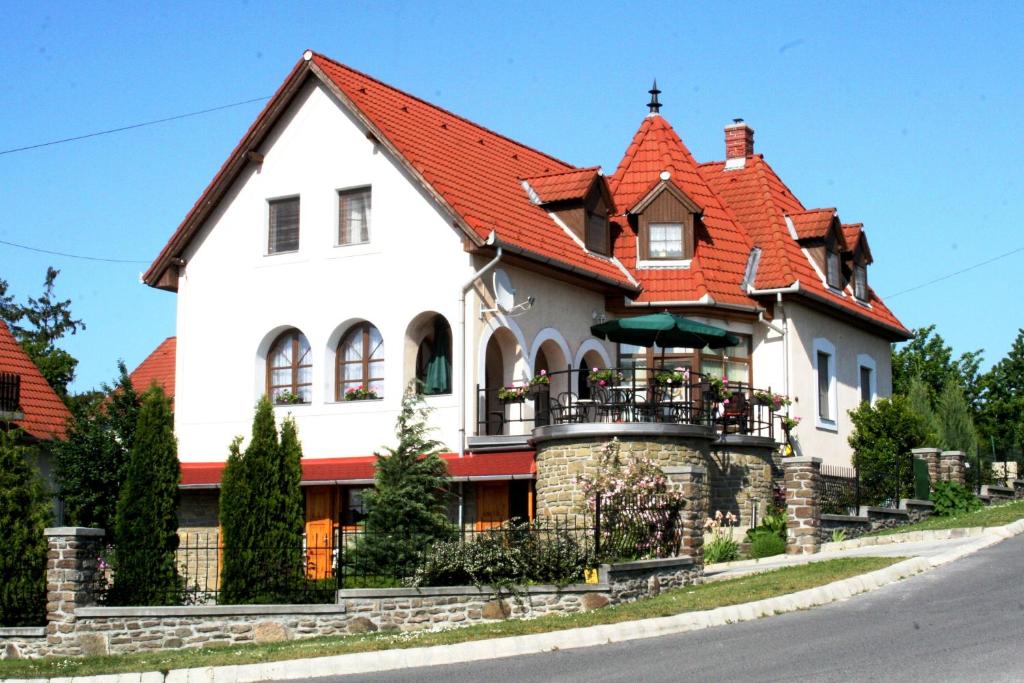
268 197 300 254
339 188 371 245
649 222 683 259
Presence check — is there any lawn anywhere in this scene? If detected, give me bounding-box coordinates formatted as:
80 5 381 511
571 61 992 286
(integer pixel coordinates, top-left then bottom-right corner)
866 499 1024 537
0 556 899 679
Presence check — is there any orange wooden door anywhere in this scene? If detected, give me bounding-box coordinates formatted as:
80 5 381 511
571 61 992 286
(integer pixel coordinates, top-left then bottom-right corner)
305 487 334 579
476 482 509 531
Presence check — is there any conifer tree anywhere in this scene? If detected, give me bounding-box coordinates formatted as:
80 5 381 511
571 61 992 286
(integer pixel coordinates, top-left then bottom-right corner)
936 382 979 457
906 375 940 446
350 387 453 580
0 430 50 626
108 386 181 605
219 398 305 603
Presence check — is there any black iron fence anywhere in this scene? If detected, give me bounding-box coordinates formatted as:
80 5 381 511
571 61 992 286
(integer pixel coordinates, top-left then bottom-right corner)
0 371 20 413
0 554 47 627
476 365 780 440
92 498 689 606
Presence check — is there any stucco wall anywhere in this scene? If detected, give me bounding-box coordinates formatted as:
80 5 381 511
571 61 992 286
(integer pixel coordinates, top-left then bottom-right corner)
172 79 617 461
784 301 893 466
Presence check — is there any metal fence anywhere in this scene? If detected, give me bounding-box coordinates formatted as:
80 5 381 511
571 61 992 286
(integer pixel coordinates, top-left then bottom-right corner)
0 554 47 627
91 497 688 606
819 464 861 515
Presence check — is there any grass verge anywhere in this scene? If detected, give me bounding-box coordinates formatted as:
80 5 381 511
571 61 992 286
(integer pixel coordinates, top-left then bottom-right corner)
0 556 900 678
866 499 1024 537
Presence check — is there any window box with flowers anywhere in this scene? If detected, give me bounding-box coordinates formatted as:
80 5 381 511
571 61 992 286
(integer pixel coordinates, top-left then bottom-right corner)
653 367 690 386
587 368 623 388
705 376 730 402
344 386 380 401
497 385 527 403
274 391 306 405
753 390 791 412
527 369 550 396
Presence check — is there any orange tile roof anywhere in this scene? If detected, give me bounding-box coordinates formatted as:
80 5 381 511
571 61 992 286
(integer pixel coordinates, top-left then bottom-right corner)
699 157 908 337
523 167 602 204
0 320 70 440
788 208 837 241
841 223 863 250
608 115 753 306
130 336 176 405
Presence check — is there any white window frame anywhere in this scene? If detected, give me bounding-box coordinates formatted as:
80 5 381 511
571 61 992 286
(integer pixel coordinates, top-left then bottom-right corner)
857 353 877 406
336 186 372 247
812 337 838 432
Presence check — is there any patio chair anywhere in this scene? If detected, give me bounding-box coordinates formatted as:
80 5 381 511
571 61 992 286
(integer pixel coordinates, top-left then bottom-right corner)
550 392 587 424
720 391 750 434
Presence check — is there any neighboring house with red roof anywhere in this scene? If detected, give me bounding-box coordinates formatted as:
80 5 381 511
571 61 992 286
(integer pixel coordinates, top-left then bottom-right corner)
129 336 176 406
143 52 907 550
0 319 71 512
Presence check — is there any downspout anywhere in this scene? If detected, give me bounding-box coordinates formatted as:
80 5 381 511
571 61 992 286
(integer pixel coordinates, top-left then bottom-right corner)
459 233 502 458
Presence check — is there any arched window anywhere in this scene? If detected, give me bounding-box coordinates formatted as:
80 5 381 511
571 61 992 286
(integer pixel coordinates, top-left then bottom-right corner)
337 323 384 400
267 329 312 404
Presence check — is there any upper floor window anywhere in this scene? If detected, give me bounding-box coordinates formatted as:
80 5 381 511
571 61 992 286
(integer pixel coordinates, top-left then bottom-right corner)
854 263 868 301
337 323 384 400
813 337 838 431
857 353 877 405
826 249 842 289
648 222 684 259
268 197 300 254
268 329 311 404
339 187 371 245
585 209 609 255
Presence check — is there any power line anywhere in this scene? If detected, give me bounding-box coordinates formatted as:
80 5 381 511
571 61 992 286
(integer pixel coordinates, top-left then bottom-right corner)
0 96 269 157
0 238 149 264
884 245 1024 299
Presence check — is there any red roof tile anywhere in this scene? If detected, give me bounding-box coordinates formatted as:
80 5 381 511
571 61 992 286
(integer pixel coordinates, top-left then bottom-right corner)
699 157 908 337
608 115 753 306
0 320 70 440
130 337 176 406
523 167 601 204
181 450 536 486
788 208 837 241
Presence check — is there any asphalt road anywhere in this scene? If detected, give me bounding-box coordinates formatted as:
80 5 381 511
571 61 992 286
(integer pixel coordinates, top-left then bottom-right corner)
318 534 1024 683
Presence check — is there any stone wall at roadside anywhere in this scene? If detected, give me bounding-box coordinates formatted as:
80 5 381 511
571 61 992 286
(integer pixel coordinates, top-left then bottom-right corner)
602 556 701 604
708 437 780 528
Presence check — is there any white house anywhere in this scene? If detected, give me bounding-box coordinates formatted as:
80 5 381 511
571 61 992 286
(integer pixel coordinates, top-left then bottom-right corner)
141 51 909 558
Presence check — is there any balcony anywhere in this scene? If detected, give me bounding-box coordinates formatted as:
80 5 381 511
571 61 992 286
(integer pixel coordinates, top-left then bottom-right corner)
469 366 780 451
0 372 23 422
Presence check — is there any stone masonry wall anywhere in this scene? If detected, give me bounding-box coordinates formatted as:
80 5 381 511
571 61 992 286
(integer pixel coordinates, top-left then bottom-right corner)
940 450 966 486
603 556 701 604
707 439 778 528
785 457 822 555
535 435 708 517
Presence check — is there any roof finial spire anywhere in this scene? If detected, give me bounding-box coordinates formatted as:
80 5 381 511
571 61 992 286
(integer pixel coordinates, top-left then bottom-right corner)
647 79 662 114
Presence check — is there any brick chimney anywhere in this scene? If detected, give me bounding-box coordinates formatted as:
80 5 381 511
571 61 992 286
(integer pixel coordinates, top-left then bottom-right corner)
725 118 754 159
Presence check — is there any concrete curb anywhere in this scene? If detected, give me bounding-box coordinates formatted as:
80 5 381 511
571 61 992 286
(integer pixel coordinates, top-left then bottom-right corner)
16 518 1024 683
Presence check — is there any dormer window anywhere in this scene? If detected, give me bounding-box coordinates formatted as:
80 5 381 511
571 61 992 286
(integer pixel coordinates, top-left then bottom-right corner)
648 223 684 259
631 177 700 266
826 248 842 289
854 263 868 301
585 209 610 255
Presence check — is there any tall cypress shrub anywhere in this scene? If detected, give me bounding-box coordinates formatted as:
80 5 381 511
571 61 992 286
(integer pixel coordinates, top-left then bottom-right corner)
936 382 979 457
108 386 181 606
219 398 305 603
349 388 454 582
906 375 941 446
0 430 50 626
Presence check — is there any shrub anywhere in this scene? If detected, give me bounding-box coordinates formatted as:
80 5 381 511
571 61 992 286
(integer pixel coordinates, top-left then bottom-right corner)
411 520 592 588
930 481 982 517
745 507 786 543
108 386 181 606
0 430 50 626
703 510 739 564
849 396 927 505
747 529 786 559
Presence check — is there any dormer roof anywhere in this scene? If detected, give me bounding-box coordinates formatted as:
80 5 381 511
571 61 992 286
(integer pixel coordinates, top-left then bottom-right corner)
522 167 606 205
788 208 842 243
842 223 873 264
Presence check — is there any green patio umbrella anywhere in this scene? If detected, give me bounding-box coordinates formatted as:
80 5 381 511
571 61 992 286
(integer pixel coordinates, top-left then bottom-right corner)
590 311 740 350
423 317 452 395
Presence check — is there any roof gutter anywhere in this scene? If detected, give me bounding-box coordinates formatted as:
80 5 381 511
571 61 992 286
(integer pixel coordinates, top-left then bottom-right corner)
490 238 641 295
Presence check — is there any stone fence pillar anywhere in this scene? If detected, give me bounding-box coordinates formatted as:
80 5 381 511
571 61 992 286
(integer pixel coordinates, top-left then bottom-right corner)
940 451 966 486
665 464 709 567
912 447 941 488
784 457 821 555
44 527 104 657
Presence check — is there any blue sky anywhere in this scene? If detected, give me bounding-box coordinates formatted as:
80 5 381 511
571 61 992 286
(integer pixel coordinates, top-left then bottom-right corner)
1 1 1021 393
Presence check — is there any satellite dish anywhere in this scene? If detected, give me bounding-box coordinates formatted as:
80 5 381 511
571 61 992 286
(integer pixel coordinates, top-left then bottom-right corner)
493 270 515 313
